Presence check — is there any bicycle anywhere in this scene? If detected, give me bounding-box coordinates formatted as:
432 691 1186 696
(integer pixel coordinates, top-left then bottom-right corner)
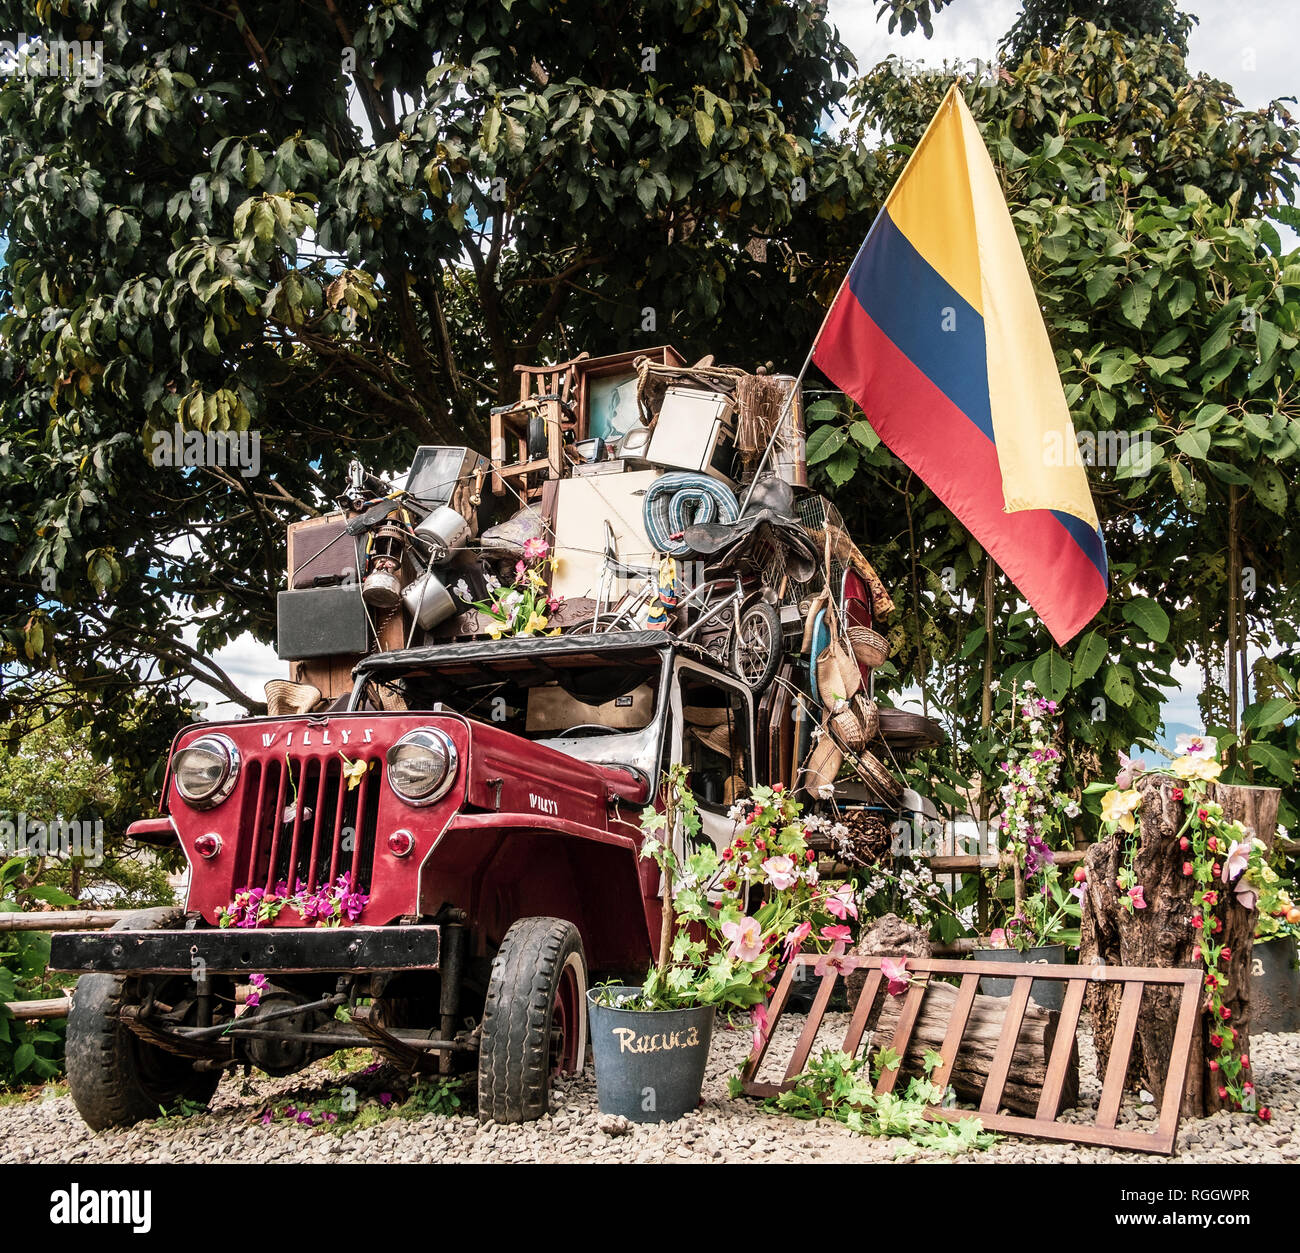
564 522 783 693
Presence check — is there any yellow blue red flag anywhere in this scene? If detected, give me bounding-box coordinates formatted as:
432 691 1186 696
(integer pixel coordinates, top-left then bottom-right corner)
812 83 1106 646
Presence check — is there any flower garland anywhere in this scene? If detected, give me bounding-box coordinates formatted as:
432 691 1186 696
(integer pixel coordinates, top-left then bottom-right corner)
218 872 369 929
985 684 1080 951
1099 735 1271 1122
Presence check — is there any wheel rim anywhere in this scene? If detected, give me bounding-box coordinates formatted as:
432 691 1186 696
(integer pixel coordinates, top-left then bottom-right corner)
549 959 583 1075
738 610 775 682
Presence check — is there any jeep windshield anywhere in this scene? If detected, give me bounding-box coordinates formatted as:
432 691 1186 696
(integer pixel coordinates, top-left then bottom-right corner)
349 631 713 778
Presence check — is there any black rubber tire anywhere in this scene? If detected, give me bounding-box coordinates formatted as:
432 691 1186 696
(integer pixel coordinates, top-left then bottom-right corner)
477 917 587 1124
732 596 782 693
65 907 222 1131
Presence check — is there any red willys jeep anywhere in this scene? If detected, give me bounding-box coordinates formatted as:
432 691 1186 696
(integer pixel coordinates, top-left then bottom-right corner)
50 632 775 1128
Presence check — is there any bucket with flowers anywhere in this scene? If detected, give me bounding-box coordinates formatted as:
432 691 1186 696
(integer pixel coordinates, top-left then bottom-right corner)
587 766 853 1123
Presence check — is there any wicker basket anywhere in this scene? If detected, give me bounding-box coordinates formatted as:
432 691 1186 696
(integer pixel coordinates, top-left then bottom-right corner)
848 624 890 669
848 746 903 806
829 694 880 750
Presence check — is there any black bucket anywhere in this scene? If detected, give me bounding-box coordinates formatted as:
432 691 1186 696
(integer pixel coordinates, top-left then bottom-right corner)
586 987 715 1123
972 943 1067 1011
1251 936 1300 1033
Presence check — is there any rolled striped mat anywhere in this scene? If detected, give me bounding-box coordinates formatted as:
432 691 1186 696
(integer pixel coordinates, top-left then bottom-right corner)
642 472 740 557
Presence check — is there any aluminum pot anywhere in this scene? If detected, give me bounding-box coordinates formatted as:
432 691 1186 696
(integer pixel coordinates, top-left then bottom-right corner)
414 505 471 565
401 569 458 630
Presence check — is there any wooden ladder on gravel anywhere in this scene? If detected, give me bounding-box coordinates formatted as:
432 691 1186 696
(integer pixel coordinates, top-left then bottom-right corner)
739 955 1202 1155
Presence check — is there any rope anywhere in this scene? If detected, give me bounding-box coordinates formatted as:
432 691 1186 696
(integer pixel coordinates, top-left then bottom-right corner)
642 472 740 557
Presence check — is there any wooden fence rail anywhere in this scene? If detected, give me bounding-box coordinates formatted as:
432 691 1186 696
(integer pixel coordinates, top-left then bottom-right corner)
0 909 133 933
2 908 128 1021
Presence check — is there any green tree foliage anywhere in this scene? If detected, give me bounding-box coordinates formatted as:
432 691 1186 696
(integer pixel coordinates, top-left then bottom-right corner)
0 0 856 792
1 1 1297 832
807 15 1300 820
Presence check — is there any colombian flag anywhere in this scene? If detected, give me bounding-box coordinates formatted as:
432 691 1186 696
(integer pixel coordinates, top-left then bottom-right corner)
812 84 1107 646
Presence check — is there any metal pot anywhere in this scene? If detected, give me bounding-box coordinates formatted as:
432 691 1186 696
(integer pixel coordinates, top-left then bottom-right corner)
586 987 714 1124
972 943 1067 1011
414 505 471 565
401 570 458 630
1251 935 1300 1033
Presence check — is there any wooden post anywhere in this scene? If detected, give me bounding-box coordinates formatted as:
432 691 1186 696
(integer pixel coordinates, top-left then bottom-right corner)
981 553 996 729
1079 775 1280 1117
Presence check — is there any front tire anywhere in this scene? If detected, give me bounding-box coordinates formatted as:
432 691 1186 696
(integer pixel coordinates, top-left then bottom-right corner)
477 917 587 1124
65 907 222 1131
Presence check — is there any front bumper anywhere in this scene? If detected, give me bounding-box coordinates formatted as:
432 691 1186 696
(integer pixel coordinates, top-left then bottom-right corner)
49 924 441 976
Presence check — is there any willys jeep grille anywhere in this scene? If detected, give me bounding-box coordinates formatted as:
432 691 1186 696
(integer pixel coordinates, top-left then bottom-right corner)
240 753 381 897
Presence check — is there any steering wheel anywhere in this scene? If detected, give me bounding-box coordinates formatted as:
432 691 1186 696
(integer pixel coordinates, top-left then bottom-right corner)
556 723 622 737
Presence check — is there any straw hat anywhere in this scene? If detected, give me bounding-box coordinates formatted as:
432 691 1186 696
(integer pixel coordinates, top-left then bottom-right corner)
264 680 323 716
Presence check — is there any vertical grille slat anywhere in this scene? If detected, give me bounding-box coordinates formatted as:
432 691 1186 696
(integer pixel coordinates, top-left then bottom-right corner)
247 751 380 908
264 762 291 893
305 760 332 893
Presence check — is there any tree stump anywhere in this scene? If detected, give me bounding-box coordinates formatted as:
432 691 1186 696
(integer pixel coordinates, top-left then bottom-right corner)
1079 775 1279 1118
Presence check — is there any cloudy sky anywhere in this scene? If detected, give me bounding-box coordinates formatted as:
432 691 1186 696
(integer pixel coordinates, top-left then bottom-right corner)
195 1 1292 737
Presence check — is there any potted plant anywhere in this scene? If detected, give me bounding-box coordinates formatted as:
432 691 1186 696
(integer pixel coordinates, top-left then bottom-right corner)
972 684 1082 1010
1251 839 1300 1033
587 767 844 1123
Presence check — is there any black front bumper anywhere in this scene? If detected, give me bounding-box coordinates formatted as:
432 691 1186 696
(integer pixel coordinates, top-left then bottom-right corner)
49 924 441 975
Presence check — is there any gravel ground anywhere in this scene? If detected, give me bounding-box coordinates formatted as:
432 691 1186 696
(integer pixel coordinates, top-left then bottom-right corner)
2 1017 1296 1165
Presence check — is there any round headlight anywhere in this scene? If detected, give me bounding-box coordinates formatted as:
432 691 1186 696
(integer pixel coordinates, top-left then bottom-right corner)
173 734 240 809
386 728 458 806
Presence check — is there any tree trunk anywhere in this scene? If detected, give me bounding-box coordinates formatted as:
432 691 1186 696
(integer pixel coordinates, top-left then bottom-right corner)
1079 775 1279 1117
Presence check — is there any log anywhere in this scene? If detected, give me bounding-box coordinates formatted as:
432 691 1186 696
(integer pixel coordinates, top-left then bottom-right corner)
1079 776 1280 1118
868 980 1079 1116
845 913 1078 1116
0 909 133 932
3 997 70 1020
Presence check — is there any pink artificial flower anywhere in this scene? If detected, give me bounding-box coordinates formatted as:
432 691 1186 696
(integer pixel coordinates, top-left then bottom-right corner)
782 921 812 962
1116 751 1146 790
721 915 765 963
761 855 798 890
813 943 850 979
247 972 268 1009
1128 885 1146 910
988 928 1008 950
880 956 911 997
826 883 859 921
522 537 549 561
750 1003 770 1053
820 924 853 945
1221 840 1250 884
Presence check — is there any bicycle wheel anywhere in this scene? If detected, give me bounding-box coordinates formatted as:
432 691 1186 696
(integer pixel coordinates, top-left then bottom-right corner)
732 596 782 693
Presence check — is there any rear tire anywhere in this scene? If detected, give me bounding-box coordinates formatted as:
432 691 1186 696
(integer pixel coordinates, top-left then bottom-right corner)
65 907 222 1131
733 596 782 693
477 917 587 1124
